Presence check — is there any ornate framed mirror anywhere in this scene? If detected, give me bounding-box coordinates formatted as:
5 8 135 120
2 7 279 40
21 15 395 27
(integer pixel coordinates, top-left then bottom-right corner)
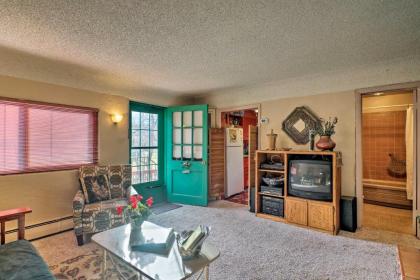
282 106 321 144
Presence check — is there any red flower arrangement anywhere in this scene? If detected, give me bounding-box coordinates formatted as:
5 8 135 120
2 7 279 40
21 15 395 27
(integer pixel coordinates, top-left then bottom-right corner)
116 194 153 225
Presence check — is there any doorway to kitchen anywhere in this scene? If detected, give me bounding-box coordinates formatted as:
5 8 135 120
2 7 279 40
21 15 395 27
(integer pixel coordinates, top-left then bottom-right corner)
221 109 259 205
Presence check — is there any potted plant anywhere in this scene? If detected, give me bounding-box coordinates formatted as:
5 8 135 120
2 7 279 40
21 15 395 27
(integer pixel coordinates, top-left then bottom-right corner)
116 195 153 229
316 117 338 151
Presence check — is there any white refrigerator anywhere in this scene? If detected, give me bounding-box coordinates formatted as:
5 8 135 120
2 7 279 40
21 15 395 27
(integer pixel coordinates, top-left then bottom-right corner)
225 128 244 197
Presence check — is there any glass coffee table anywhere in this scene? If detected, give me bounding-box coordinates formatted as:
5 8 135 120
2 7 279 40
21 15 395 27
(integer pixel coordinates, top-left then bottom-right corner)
92 222 220 280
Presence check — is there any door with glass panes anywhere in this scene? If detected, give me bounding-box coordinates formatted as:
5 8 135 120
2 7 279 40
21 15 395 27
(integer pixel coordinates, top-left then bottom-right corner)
165 105 208 206
129 102 165 203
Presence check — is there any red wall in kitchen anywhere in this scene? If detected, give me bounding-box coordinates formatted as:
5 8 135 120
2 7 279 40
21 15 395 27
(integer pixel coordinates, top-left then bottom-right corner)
243 110 258 187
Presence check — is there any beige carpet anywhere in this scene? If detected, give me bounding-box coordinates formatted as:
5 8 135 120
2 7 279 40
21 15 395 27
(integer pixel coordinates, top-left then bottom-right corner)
33 201 405 279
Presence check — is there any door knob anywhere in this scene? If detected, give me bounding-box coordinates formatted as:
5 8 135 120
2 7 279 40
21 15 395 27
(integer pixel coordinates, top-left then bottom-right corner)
182 161 191 168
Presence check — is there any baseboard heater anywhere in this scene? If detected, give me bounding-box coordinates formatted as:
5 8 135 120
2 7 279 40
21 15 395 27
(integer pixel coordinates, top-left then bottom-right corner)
5 216 73 241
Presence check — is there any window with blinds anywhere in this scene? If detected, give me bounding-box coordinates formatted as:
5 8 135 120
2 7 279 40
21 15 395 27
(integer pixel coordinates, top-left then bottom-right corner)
0 98 98 175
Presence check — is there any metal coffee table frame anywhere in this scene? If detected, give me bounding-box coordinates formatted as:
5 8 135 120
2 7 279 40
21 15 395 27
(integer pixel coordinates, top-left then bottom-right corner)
101 250 211 280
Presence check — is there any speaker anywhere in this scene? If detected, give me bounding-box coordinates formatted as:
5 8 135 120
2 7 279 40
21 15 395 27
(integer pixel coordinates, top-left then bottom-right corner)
249 187 255 213
340 196 357 232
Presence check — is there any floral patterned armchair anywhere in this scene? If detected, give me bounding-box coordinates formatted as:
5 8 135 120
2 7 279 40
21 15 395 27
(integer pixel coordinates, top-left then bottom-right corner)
73 165 136 245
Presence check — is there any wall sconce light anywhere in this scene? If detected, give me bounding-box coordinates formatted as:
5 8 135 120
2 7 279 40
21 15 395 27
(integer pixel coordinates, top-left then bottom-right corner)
111 113 123 124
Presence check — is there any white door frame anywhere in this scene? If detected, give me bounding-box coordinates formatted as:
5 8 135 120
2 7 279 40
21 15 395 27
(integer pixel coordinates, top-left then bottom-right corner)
208 108 216 128
355 82 420 233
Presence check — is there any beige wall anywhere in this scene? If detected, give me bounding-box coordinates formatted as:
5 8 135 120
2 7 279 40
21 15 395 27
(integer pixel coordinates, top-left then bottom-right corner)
194 55 420 107
259 92 356 196
0 75 163 236
211 91 356 196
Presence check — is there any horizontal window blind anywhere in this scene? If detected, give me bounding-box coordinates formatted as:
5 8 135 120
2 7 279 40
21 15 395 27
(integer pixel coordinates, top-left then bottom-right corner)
0 98 98 175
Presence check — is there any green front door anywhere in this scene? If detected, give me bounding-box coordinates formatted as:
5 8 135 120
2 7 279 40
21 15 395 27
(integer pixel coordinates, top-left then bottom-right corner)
165 105 208 206
129 102 165 203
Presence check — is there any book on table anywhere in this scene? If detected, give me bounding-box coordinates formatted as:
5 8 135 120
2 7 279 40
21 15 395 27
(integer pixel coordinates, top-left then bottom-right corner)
129 222 175 255
181 225 206 252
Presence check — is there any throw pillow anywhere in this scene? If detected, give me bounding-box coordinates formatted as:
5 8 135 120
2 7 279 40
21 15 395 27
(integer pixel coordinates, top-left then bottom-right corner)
80 174 111 203
108 165 124 199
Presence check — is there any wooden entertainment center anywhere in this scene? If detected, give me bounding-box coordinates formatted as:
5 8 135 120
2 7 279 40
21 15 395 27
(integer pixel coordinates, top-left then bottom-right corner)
254 150 341 235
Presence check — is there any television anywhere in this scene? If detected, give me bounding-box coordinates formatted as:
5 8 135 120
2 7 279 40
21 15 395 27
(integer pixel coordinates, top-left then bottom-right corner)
288 156 333 202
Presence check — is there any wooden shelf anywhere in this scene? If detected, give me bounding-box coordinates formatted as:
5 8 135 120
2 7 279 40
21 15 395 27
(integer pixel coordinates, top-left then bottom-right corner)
261 149 337 155
256 213 285 222
257 150 290 154
255 150 341 235
284 195 333 206
258 192 284 198
258 169 284 173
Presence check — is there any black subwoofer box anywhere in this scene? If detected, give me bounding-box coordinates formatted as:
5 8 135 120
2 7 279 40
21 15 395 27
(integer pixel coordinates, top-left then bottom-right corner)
340 196 357 232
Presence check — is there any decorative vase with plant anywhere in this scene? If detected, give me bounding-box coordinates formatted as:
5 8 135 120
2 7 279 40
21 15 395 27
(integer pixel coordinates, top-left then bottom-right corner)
316 117 338 151
116 194 154 228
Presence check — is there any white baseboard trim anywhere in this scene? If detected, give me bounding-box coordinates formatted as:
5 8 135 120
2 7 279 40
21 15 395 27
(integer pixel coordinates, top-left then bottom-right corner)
5 216 74 242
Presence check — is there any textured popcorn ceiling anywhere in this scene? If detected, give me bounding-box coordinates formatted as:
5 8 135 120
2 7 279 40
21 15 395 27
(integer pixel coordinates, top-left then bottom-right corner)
0 0 419 99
